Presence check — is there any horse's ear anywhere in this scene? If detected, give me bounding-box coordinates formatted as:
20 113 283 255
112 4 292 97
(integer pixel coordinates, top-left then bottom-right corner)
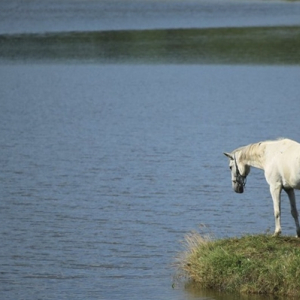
224 152 233 159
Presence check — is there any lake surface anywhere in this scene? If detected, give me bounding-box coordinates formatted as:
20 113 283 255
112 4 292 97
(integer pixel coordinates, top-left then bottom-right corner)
1 1 300 300
1 0 300 34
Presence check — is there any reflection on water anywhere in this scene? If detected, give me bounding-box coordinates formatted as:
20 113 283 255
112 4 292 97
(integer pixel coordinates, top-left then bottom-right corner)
184 283 287 300
1 26 300 64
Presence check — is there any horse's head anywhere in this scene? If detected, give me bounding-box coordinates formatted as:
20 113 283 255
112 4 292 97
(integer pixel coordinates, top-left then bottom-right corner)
224 152 250 193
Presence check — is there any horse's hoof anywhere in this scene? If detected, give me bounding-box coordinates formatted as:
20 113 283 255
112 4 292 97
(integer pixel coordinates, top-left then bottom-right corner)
273 232 281 237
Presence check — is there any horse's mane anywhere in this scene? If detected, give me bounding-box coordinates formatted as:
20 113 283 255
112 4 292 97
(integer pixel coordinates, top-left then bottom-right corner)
235 138 287 161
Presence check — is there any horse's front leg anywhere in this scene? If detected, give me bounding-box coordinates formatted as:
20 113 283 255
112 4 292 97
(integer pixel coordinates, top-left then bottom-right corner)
270 185 282 236
284 188 300 237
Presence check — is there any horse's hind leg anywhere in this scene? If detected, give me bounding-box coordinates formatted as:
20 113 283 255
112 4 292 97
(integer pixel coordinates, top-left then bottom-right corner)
285 188 300 237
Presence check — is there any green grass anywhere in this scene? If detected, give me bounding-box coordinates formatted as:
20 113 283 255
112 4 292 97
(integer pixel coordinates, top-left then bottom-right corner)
177 232 300 296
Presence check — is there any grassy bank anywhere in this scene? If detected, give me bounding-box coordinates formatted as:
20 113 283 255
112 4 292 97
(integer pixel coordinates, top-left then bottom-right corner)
177 232 300 296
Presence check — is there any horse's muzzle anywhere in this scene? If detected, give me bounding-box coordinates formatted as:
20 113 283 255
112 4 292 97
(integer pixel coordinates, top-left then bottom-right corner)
233 182 244 193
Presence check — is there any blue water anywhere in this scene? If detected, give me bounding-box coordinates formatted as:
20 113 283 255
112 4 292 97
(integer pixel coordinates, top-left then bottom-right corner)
1 64 300 300
1 0 300 34
1 1 300 300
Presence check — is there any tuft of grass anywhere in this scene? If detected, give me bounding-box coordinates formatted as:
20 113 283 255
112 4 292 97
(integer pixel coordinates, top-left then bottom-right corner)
177 232 300 296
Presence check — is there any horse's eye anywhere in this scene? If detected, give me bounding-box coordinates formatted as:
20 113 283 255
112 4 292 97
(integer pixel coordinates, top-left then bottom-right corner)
229 166 232 170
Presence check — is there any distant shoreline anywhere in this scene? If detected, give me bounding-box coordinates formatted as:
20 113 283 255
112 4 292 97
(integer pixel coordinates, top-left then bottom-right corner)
1 25 299 65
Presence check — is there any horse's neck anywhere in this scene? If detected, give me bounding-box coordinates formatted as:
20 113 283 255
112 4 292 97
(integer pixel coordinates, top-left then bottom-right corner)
239 143 265 170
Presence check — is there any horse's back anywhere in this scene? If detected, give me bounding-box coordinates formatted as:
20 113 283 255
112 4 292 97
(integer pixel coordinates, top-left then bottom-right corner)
265 139 300 189
265 139 300 156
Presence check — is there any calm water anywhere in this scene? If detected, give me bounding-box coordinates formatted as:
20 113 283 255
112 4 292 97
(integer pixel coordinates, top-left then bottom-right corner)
1 65 300 300
1 1 300 300
1 0 300 34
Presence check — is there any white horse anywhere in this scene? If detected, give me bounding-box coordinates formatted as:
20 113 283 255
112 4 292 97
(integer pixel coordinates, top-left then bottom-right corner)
224 138 300 237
